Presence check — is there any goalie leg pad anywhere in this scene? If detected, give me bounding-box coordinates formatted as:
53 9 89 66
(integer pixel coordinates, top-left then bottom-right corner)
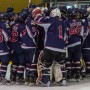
53 63 63 82
41 66 51 86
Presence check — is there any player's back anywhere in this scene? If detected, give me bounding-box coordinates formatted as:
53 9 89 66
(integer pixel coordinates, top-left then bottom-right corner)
45 17 65 51
35 16 66 52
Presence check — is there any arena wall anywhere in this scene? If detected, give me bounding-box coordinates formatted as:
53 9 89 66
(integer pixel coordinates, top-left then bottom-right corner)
0 0 42 12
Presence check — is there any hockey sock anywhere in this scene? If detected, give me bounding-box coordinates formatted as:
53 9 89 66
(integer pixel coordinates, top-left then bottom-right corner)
17 65 24 78
74 61 81 79
26 64 31 77
30 64 37 76
66 61 72 79
11 65 17 76
0 64 8 78
86 61 90 74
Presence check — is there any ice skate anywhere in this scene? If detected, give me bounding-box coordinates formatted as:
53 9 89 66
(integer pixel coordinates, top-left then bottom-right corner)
0 77 10 85
16 77 24 85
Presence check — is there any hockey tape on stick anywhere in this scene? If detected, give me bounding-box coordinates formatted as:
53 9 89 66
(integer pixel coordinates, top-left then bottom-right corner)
28 0 31 6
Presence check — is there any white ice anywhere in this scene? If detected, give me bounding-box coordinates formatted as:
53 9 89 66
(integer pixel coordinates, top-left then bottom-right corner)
0 82 90 90
0 65 89 90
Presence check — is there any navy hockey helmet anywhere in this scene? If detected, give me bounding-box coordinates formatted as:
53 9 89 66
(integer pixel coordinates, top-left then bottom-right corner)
28 4 36 9
59 6 67 14
7 6 14 13
80 8 89 18
19 12 28 22
0 13 9 21
21 8 29 13
67 8 76 18
86 4 90 8
74 8 81 19
8 12 15 21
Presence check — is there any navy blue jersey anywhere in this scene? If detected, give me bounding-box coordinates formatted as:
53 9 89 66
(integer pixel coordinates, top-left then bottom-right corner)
82 18 90 49
65 18 84 48
21 17 36 49
61 16 67 21
34 15 66 52
10 21 23 53
0 21 9 55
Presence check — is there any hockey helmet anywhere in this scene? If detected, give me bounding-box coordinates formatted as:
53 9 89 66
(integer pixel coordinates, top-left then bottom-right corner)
7 6 14 13
0 13 9 21
59 6 67 14
19 12 28 22
67 8 76 18
80 8 89 18
32 7 42 17
21 8 29 13
28 4 36 9
50 8 61 18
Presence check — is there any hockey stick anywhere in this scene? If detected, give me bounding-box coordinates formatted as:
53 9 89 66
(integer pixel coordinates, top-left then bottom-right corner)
29 0 31 4
28 0 31 6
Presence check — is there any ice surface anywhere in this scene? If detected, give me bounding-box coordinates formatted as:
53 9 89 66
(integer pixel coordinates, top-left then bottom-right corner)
0 82 90 90
0 65 89 90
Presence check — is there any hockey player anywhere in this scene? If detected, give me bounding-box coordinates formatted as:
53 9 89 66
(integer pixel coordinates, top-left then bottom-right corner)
8 12 16 26
20 12 37 85
28 4 36 18
65 8 84 82
32 7 67 87
1 13 10 31
81 8 90 77
0 16 10 85
10 12 25 84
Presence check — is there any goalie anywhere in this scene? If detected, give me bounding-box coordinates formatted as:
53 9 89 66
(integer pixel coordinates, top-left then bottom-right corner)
36 50 66 86
32 7 67 87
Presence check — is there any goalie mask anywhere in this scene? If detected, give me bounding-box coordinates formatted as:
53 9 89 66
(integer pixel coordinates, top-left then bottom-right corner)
50 8 61 18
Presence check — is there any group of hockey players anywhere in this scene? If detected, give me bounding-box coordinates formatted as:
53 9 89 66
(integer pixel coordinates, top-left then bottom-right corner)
0 3 90 87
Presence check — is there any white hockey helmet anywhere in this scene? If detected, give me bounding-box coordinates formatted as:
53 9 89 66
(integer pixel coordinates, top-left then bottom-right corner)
50 8 61 18
87 7 90 13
